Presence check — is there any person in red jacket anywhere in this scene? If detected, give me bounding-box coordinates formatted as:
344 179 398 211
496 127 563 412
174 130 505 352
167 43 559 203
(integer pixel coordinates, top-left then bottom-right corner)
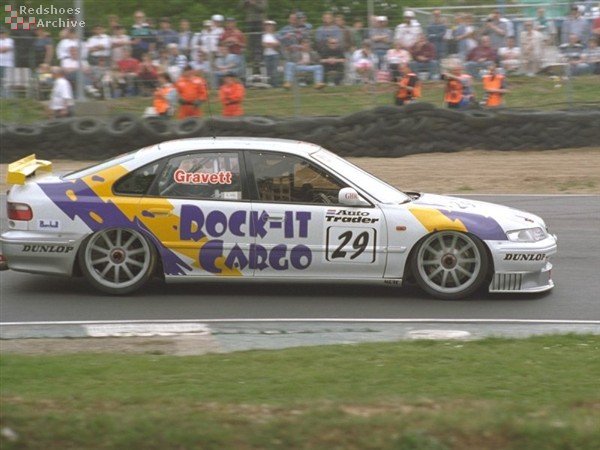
219 73 245 116
175 65 208 119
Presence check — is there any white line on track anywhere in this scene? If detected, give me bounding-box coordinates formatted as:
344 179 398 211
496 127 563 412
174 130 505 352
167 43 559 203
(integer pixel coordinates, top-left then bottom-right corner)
2 319 600 326
446 194 600 197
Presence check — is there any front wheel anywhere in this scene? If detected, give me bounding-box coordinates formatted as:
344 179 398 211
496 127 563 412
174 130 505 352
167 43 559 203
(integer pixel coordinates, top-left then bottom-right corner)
411 231 489 300
79 228 156 295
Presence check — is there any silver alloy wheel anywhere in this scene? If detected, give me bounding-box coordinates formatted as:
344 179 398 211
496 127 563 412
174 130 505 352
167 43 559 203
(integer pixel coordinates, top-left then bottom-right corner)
83 228 152 290
416 231 483 295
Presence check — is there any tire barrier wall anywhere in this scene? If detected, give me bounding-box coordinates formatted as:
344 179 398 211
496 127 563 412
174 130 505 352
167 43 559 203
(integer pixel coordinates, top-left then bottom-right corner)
2 104 599 162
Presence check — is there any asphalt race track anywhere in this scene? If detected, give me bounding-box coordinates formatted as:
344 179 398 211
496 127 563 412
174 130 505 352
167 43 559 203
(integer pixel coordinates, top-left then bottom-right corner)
1 195 599 323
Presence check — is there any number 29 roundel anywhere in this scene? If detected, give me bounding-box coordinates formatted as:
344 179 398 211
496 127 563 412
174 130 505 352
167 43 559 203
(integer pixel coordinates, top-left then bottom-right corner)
326 226 377 264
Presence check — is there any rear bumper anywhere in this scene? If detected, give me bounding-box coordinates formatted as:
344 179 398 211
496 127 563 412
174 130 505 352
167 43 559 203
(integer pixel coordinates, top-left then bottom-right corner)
0 231 85 276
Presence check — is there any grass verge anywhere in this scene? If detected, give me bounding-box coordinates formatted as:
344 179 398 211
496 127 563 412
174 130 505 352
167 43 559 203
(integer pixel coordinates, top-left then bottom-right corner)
1 76 599 123
1 334 599 450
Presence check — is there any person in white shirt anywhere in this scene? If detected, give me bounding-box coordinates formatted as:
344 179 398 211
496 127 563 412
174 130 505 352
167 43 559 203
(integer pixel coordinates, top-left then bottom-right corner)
48 67 74 117
111 25 131 64
262 20 280 86
210 15 225 52
520 20 544 76
395 11 422 50
498 36 521 73
0 28 15 98
57 29 87 61
61 46 98 96
86 25 111 65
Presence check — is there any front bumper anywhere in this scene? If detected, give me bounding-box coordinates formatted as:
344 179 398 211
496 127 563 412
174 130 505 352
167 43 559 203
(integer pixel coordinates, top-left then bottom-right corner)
0 230 85 276
487 234 557 294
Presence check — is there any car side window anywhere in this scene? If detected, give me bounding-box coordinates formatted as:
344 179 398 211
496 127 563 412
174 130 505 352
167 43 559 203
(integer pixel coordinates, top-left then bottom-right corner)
249 151 347 204
155 152 245 200
113 162 161 196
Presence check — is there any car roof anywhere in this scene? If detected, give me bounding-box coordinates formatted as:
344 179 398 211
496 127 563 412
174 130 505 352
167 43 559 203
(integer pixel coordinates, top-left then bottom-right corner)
150 137 323 159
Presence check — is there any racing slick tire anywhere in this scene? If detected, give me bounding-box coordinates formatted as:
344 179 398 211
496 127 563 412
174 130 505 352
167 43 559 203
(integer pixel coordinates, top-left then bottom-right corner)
79 227 157 295
410 230 490 300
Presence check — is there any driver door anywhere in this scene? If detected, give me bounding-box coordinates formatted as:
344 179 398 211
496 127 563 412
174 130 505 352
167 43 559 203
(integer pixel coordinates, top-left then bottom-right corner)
245 150 387 279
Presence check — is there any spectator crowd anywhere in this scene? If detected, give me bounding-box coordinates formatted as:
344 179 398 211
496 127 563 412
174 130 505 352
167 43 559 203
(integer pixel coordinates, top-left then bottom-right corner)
0 1 599 116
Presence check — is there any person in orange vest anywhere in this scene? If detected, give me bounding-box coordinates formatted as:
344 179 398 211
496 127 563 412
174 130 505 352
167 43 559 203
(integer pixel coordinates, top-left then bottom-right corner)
482 63 508 108
153 73 177 116
219 72 245 117
441 62 474 109
395 63 421 106
175 65 208 119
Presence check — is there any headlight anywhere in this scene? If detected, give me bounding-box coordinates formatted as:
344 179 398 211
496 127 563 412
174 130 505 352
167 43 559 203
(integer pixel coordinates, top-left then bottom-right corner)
506 227 547 242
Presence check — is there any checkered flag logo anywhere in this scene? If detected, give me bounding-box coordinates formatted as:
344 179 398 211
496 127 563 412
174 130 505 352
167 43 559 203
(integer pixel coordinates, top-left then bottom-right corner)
4 5 36 30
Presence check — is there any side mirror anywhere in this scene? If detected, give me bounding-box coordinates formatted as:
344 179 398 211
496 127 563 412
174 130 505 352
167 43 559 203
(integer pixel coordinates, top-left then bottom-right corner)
339 187 369 206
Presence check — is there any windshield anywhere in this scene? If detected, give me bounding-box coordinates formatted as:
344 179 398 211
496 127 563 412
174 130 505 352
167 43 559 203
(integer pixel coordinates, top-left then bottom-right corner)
311 148 410 204
62 151 137 180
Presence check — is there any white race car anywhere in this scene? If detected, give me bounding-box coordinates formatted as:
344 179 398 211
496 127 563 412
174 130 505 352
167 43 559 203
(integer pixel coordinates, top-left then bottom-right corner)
1 138 557 299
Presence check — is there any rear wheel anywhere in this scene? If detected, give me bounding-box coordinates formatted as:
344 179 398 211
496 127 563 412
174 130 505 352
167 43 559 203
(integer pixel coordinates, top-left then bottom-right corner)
80 228 156 295
411 231 489 300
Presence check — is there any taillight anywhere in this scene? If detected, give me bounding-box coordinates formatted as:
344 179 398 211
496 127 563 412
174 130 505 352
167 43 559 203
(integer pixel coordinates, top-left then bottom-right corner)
8 202 33 221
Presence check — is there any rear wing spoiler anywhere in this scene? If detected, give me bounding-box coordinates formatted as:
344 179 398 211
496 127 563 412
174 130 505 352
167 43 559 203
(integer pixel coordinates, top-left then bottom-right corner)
7 154 53 185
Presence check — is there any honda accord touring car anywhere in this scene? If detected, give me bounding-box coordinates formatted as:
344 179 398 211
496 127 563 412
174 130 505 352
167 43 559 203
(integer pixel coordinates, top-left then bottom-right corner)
1 138 557 299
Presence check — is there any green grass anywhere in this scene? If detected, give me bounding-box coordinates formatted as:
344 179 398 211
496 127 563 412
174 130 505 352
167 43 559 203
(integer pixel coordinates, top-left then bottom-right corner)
1 76 599 124
2 334 599 450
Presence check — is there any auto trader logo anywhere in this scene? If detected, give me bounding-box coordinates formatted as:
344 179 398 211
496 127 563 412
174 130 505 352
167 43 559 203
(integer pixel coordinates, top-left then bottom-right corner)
4 5 35 30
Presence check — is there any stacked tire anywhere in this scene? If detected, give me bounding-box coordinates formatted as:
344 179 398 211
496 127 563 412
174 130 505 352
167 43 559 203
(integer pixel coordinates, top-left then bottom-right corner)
1 106 599 162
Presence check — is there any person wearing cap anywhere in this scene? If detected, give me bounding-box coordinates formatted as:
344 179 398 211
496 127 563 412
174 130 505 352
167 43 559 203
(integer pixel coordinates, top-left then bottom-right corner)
219 72 245 116
561 5 590 45
262 20 281 87
48 67 74 117
242 0 268 74
369 16 393 70
395 11 422 50
175 64 208 118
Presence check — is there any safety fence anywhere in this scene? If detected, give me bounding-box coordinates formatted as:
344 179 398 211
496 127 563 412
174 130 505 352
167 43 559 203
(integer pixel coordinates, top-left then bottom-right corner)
2 104 599 162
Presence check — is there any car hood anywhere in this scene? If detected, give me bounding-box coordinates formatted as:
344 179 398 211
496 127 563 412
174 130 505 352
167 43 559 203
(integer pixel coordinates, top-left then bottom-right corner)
406 193 547 240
